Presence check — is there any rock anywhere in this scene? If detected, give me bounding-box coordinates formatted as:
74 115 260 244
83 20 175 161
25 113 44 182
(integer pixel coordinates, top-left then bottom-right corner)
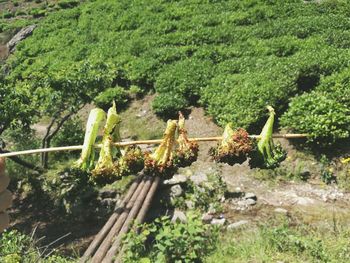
237 199 256 207
163 174 188 185
7 25 36 52
207 203 217 214
185 200 195 210
244 192 257 201
99 189 117 199
100 198 115 207
211 218 226 225
190 172 208 185
293 196 315 206
274 208 288 214
227 220 249 230
172 209 187 223
245 199 257 205
201 213 214 223
170 185 183 198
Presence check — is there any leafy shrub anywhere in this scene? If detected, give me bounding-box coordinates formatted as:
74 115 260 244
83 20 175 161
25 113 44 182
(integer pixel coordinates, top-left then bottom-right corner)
152 92 188 119
281 69 350 143
2 11 14 19
43 168 98 218
4 0 350 145
122 212 219 262
30 8 46 18
57 0 79 9
94 87 130 111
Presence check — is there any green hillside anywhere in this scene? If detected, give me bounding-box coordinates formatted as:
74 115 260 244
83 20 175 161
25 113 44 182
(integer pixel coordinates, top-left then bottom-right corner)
3 0 350 143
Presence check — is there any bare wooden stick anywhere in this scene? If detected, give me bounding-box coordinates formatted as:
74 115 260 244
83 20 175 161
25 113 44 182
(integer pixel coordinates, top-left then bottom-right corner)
90 178 150 263
102 177 154 263
0 134 309 158
80 176 142 263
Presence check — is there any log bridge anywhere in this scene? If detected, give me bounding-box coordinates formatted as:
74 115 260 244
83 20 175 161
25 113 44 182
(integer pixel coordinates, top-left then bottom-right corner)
80 175 160 263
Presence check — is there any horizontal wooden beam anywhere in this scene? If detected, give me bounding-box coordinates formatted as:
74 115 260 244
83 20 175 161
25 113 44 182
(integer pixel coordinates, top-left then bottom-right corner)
0 134 308 158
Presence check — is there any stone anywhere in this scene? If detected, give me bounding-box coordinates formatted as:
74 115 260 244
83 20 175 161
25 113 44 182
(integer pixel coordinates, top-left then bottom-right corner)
237 199 256 207
190 172 208 185
163 174 188 185
100 198 115 207
7 25 36 52
172 209 187 223
274 208 288 214
170 185 183 198
99 189 117 199
207 203 217 214
211 218 226 225
201 213 214 223
185 200 195 210
293 196 315 206
244 192 257 201
227 220 249 230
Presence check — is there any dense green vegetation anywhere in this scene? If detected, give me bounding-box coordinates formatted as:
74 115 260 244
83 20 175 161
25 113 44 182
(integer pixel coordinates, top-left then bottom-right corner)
0 0 349 146
206 221 350 263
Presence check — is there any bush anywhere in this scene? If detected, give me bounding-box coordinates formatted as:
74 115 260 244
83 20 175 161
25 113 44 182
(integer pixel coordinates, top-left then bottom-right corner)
5 0 350 145
57 0 79 9
281 69 350 144
122 212 219 262
152 92 188 119
94 87 130 111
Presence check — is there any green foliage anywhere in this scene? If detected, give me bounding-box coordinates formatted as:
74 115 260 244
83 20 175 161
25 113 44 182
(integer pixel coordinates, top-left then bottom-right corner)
52 116 84 147
172 172 226 213
94 87 130 111
57 0 79 9
43 167 98 217
0 229 75 262
3 0 350 145
281 69 350 144
206 222 350 263
123 212 219 263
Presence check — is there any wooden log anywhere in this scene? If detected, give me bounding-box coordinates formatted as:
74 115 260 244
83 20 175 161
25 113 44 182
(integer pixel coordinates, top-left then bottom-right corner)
90 178 149 263
80 176 142 262
102 177 154 263
114 176 161 263
135 176 160 224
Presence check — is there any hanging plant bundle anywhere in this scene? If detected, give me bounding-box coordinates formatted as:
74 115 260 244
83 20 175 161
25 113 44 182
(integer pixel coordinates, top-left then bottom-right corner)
144 120 178 176
209 123 253 165
173 112 199 167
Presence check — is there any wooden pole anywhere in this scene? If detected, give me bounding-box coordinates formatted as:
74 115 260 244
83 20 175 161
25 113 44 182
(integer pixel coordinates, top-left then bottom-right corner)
80 176 142 263
90 178 150 263
0 134 308 158
102 177 154 263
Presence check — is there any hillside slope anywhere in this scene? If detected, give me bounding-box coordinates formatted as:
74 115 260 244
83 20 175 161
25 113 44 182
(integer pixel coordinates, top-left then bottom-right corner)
3 0 350 143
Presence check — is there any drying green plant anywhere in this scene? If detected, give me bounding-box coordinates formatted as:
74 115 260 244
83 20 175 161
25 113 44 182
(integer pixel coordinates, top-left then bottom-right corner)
249 106 287 169
75 108 105 171
173 112 199 168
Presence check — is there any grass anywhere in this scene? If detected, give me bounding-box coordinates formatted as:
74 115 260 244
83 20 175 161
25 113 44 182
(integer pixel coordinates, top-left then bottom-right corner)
119 96 166 141
206 219 350 263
